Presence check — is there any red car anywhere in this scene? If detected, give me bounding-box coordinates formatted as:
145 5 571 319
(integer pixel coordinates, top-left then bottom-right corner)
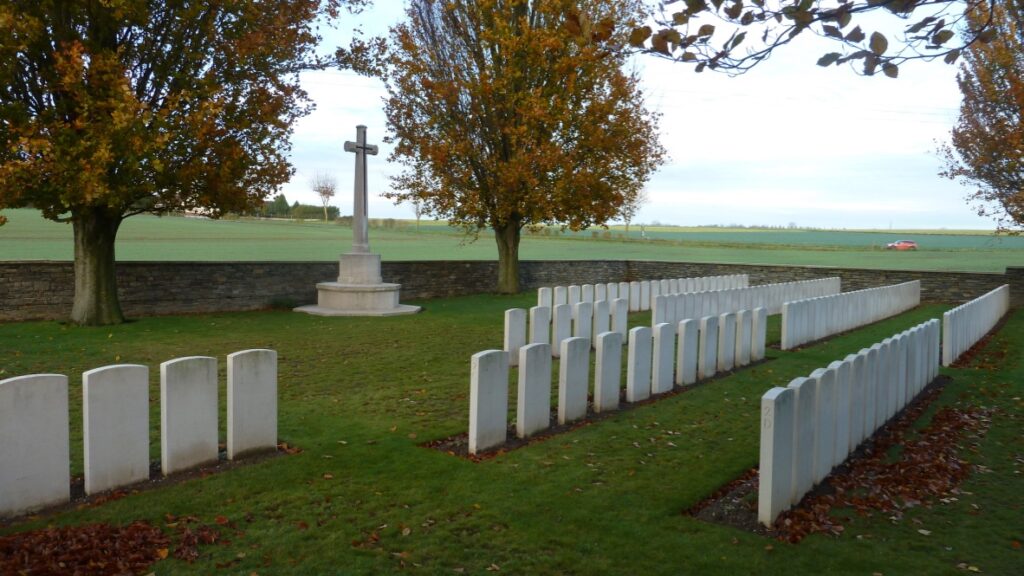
886 240 918 250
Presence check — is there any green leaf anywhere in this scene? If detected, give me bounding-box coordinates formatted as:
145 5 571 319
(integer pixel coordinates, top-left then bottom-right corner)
817 52 842 67
869 32 888 55
697 24 715 37
882 62 899 78
845 26 865 43
731 31 747 49
681 52 698 62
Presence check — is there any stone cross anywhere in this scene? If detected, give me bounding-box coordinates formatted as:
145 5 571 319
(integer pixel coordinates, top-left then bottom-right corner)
343 125 378 254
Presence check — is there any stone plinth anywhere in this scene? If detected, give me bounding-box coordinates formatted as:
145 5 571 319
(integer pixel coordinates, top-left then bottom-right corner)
297 253 420 317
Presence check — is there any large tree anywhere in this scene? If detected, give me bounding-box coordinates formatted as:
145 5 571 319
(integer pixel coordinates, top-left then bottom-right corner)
0 0 365 325
381 0 665 293
940 0 1023 230
631 0 1003 77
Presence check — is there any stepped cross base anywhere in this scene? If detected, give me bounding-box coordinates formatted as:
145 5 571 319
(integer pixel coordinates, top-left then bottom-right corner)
295 252 421 317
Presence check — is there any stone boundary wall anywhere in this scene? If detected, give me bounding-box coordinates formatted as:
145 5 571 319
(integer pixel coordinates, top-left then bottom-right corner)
2 260 1022 322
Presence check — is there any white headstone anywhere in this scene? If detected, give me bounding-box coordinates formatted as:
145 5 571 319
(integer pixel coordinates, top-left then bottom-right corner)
582 284 595 304
717 312 737 372
554 286 568 307
592 299 610 344
529 306 551 345
161 356 218 475
640 281 651 311
595 283 607 302
517 344 552 438
832 359 851 463
504 308 527 367
227 349 278 460
469 350 509 454
788 376 816 502
735 309 752 367
84 364 149 494
0 374 69 516
627 327 653 402
558 338 590 425
758 386 796 527
752 307 768 361
607 282 619 301
629 281 641 311
552 303 573 358
652 295 668 325
574 301 593 344
538 287 553 308
811 367 837 482
618 282 630 306
864 345 880 436
676 319 698 386
652 323 675 395
698 316 719 380
612 298 629 338
568 285 581 306
594 331 622 412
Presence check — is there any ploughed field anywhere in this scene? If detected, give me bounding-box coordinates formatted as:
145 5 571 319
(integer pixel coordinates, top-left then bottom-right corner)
1 293 1021 575
1 208 1020 272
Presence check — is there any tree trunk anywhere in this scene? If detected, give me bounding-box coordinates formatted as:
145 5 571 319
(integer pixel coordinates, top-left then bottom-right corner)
70 207 125 325
494 220 522 294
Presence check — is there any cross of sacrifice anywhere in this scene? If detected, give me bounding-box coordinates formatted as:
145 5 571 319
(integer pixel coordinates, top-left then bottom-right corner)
343 125 379 254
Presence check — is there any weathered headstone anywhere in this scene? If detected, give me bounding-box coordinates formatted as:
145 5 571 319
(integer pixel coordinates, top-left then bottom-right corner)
227 349 278 460
558 338 590 425
504 308 527 367
698 316 719 380
552 303 573 358
758 386 796 527
0 374 69 516
529 306 551 345
84 365 149 494
717 312 737 372
626 327 653 402
469 350 509 454
676 319 698 386
594 331 622 412
652 323 675 395
517 344 552 438
788 376 816 502
161 356 218 475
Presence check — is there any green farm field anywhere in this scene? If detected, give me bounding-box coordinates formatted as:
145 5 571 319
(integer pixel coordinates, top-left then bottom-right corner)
1 295 1021 575
1 208 1021 272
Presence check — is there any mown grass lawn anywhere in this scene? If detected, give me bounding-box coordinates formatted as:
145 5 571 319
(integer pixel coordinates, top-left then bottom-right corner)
1 295 1021 575
2 208 1021 273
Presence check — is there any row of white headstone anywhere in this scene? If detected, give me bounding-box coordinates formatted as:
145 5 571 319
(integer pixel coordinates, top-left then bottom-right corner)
473 308 769 455
757 319 941 526
942 284 1010 366
651 277 842 326
780 280 921 350
505 299 628 363
537 275 749 314
0 350 278 518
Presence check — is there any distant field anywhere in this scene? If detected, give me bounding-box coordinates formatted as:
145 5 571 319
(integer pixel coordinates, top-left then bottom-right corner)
0 209 1018 273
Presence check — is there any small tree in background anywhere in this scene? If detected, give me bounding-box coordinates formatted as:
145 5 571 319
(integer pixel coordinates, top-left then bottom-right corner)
940 0 1023 231
310 172 338 221
618 188 649 237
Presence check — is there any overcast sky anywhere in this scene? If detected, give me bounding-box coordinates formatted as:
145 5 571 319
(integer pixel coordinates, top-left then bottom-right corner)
279 3 995 230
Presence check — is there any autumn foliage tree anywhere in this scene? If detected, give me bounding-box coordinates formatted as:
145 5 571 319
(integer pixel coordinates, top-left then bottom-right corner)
0 0 365 325
632 0 1003 77
381 0 665 293
940 0 1023 230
